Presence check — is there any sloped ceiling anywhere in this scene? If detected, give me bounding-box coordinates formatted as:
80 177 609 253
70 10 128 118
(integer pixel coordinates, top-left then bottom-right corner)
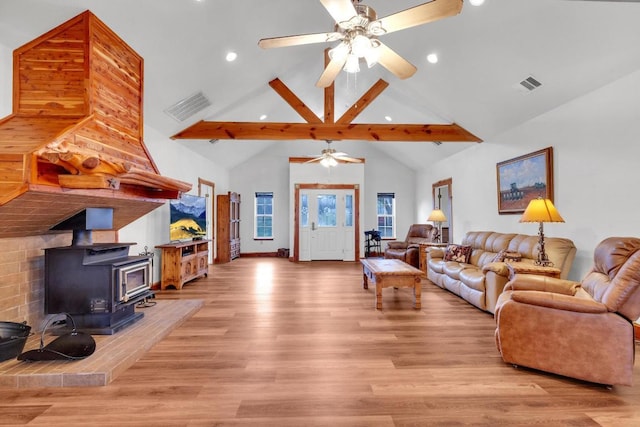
1 0 640 170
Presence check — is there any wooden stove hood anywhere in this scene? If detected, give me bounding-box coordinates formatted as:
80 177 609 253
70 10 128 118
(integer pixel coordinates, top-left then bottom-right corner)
0 10 191 237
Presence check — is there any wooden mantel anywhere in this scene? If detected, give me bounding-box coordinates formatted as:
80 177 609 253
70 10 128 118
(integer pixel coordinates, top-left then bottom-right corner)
0 10 191 237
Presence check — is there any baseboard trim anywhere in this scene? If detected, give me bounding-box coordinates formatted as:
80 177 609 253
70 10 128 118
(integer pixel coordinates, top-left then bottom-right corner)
241 252 278 258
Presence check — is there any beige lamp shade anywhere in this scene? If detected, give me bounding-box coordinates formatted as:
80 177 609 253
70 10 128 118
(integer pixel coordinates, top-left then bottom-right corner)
427 209 447 223
520 198 564 223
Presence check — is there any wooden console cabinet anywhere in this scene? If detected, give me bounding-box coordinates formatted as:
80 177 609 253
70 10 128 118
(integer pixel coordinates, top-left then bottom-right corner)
156 240 210 290
216 191 240 263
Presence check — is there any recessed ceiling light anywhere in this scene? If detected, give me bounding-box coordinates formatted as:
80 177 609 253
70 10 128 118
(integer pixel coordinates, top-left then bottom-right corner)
385 116 392 122
427 53 438 64
225 51 237 62
469 0 485 6
259 114 267 121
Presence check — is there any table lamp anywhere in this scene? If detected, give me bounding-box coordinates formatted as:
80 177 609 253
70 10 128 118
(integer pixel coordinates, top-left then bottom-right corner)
427 209 447 243
519 197 564 267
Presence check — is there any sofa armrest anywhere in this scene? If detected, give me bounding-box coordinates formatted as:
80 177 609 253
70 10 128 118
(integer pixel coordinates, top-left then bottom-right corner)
386 241 408 250
504 274 581 296
510 290 608 314
426 247 445 259
482 262 510 276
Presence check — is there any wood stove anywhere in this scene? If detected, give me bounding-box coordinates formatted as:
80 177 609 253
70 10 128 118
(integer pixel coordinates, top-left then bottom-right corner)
44 208 154 334
44 243 153 335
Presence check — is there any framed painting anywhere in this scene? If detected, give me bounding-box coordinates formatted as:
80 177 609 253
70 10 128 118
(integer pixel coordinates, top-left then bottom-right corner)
496 147 553 214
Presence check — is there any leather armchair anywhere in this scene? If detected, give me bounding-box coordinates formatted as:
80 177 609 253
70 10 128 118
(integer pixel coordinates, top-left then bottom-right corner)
384 224 437 268
495 237 640 386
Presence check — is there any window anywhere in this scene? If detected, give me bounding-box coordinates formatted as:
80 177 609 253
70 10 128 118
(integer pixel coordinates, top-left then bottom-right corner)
377 193 395 239
345 194 353 227
255 192 273 239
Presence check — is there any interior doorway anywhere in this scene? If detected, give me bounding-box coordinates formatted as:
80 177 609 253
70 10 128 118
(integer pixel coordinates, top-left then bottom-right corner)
293 183 360 262
198 178 215 264
432 178 452 244
298 189 355 261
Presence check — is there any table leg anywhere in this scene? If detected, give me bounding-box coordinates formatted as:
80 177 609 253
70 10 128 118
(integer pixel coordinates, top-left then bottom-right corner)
362 269 368 290
376 282 383 309
413 277 422 309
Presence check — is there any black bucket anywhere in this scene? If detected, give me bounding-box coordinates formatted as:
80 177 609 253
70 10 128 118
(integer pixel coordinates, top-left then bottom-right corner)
0 321 31 362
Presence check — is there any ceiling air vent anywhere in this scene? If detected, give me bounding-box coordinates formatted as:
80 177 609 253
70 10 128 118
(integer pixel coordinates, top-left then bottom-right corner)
514 75 543 94
165 91 212 122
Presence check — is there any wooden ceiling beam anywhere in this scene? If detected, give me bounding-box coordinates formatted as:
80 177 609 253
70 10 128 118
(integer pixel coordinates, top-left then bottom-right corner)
337 79 389 124
171 121 482 142
268 78 322 124
173 49 482 144
324 49 335 124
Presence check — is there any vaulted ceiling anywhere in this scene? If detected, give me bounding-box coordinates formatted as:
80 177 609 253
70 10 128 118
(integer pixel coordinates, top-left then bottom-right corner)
1 0 639 170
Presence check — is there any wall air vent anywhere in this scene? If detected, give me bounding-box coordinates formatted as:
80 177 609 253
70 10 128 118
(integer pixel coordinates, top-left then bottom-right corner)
165 91 212 122
514 75 543 94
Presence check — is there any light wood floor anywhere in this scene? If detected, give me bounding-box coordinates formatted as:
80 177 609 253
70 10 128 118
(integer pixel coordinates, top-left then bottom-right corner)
1 257 639 426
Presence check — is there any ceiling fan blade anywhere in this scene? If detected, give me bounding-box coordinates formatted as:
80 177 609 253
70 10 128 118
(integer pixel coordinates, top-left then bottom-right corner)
320 0 358 24
316 54 348 88
376 42 417 80
379 0 463 35
335 155 363 163
304 156 324 163
258 32 342 49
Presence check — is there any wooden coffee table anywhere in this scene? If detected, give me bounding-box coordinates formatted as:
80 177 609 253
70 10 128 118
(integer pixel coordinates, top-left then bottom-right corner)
360 258 423 310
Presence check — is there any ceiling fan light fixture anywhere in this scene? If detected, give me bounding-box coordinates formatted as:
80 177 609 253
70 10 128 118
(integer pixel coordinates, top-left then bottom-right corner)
320 156 338 168
364 44 380 68
350 32 372 57
343 54 360 73
329 42 349 61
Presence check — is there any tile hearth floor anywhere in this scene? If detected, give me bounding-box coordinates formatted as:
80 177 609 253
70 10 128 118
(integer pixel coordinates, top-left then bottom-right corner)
0 299 203 388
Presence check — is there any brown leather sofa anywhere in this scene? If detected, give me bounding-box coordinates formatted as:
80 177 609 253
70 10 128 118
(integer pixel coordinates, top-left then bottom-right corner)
384 224 437 268
427 231 576 313
495 237 640 386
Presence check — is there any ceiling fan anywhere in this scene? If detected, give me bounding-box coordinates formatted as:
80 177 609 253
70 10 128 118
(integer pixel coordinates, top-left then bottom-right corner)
305 141 363 167
258 0 463 88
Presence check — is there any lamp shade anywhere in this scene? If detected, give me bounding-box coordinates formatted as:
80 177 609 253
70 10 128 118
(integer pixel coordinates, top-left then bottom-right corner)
520 198 564 223
427 209 447 223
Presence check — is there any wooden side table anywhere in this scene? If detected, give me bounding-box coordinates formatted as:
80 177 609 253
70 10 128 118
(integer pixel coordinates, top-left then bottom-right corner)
419 242 448 274
505 262 561 280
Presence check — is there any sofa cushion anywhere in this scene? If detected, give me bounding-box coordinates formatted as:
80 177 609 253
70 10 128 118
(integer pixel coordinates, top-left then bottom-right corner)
459 268 486 292
444 244 472 263
428 258 445 274
443 261 472 280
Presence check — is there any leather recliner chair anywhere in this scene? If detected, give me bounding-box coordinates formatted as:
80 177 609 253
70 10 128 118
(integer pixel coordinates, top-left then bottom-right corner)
495 237 640 386
384 224 437 268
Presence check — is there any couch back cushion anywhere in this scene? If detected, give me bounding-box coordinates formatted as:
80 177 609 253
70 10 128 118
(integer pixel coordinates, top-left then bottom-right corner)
462 231 516 267
507 235 576 279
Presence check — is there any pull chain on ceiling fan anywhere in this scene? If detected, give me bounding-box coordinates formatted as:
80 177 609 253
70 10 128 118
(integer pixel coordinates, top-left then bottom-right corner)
258 0 463 88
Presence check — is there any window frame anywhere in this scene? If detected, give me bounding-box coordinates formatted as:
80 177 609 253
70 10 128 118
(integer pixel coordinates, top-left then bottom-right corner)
254 192 274 240
376 192 396 240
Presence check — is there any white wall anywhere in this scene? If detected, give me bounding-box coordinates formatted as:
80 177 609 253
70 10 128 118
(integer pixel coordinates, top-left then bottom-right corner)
0 42 11 116
118 126 230 280
417 69 640 281
230 141 416 256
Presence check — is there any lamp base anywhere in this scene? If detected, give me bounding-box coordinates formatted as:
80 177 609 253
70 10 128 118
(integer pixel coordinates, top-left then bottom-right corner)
535 221 554 267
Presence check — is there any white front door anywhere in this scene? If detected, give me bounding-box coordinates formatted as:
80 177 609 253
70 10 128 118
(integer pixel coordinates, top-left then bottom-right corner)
299 189 355 261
